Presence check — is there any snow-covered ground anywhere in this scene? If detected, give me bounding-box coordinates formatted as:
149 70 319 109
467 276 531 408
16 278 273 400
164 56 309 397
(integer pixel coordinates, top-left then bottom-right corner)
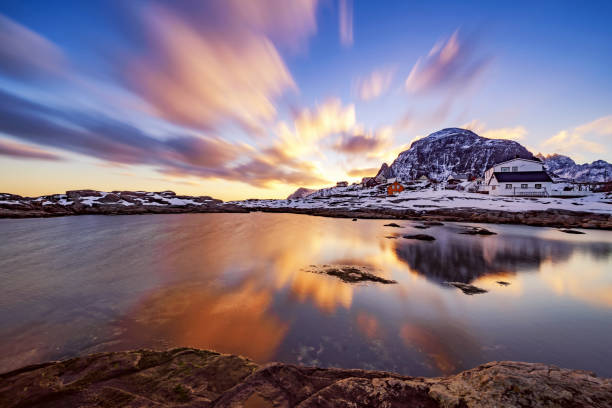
233 187 612 215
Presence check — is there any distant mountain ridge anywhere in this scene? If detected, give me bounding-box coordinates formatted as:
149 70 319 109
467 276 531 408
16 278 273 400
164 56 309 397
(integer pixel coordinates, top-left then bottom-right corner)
287 187 315 200
384 128 536 181
536 153 611 182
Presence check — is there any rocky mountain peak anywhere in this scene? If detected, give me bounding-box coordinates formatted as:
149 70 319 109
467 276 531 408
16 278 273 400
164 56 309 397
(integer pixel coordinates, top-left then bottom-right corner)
385 128 536 182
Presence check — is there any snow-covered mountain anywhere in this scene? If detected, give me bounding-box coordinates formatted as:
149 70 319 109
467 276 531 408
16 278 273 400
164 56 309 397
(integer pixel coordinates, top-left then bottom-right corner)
385 128 536 181
536 153 611 182
287 187 316 200
375 162 395 182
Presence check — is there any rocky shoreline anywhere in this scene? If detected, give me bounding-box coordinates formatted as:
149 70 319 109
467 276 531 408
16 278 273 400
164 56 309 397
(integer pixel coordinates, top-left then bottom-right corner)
1 189 611 229
244 205 612 230
1 348 611 407
0 190 247 218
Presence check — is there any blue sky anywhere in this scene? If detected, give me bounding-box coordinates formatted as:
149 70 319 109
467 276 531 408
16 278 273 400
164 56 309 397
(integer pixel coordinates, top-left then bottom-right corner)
0 0 611 199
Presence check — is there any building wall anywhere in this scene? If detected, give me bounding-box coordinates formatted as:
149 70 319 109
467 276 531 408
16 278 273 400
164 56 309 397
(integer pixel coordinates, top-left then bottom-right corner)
484 159 544 185
489 179 552 196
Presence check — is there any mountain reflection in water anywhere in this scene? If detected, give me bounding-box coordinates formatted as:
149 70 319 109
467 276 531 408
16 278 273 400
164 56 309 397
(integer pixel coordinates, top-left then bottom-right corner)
0 213 611 377
394 227 612 283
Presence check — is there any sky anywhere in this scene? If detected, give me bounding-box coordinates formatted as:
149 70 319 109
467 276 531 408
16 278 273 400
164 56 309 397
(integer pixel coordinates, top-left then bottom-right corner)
0 0 611 200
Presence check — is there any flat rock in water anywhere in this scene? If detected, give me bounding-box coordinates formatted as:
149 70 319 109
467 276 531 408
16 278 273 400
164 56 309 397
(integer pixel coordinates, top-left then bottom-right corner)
560 229 585 234
304 264 396 284
403 234 436 241
423 221 444 226
460 227 497 235
414 225 430 229
384 223 402 227
446 281 488 295
1 348 611 408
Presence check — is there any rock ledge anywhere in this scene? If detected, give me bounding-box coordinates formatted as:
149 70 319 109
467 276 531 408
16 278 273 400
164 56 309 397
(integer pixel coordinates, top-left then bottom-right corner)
1 348 611 407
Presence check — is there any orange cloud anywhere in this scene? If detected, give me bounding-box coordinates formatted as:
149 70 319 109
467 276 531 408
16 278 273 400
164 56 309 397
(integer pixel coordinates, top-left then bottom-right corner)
276 98 357 157
347 167 379 177
462 120 528 141
541 115 611 159
131 7 296 132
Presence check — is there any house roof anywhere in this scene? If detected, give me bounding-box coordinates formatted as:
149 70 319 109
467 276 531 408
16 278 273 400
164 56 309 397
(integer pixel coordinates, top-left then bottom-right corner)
491 157 543 167
493 171 552 182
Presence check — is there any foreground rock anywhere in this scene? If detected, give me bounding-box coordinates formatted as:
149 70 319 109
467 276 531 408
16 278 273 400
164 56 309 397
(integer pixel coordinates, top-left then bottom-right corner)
304 265 396 284
0 190 247 218
1 348 611 407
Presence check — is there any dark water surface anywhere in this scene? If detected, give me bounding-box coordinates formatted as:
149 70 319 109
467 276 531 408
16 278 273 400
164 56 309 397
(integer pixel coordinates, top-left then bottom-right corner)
1 213 611 376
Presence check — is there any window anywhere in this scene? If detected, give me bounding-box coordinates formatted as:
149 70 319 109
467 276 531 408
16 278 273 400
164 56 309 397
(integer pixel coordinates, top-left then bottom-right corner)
492 186 496 190
521 184 528 189
505 184 512 189
512 166 518 172
501 167 510 172
535 184 542 189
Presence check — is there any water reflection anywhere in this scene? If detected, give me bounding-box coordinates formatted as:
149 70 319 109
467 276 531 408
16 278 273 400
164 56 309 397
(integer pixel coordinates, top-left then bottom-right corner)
0 214 611 377
394 228 612 283
115 280 288 362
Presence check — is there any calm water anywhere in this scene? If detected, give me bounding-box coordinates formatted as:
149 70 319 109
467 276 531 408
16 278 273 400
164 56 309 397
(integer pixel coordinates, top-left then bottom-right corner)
1 213 611 377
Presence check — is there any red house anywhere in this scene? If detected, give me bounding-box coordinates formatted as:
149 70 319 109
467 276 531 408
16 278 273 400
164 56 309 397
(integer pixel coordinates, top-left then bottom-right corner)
387 181 404 196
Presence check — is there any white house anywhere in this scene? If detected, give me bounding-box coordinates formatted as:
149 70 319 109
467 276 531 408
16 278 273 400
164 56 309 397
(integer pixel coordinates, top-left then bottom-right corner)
336 181 349 187
485 158 553 196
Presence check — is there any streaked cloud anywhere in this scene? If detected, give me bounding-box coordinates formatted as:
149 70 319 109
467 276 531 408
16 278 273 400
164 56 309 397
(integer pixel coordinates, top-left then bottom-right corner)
129 5 298 132
334 126 392 156
277 98 356 157
0 14 65 80
339 0 353 47
405 30 490 94
0 138 63 161
355 67 395 101
541 115 611 158
0 87 326 188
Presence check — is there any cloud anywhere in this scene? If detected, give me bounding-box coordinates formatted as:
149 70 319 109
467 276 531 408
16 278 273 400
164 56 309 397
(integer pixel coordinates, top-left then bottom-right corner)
0 14 65 80
541 115 612 157
338 0 353 47
541 116 610 157
0 7 334 190
347 167 378 178
355 68 395 101
405 30 490 95
574 115 612 136
277 98 357 157
0 87 326 188
0 138 63 161
462 120 527 141
334 127 392 156
129 6 298 132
